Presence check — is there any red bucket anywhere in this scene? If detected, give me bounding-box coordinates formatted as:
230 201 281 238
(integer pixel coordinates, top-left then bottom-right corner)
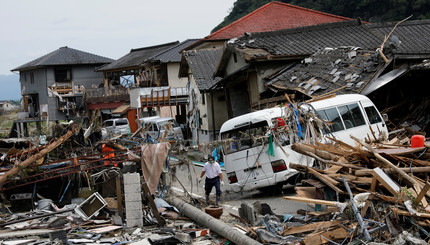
411 135 425 148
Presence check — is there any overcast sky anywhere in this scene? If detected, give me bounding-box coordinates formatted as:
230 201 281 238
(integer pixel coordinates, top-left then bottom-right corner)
1 0 235 76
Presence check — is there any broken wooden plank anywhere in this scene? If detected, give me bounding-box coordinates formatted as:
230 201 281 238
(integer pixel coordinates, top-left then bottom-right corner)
0 128 77 185
355 166 430 176
303 226 351 245
295 187 317 199
282 220 341 236
414 182 430 206
351 135 421 189
284 196 342 206
391 207 430 218
372 167 401 196
307 167 345 194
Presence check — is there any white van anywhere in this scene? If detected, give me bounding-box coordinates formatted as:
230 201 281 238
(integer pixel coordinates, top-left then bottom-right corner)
220 94 388 192
101 118 130 137
139 116 184 143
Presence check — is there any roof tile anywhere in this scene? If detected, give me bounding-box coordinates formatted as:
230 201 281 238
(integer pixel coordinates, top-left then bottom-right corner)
12 46 113 71
206 1 351 41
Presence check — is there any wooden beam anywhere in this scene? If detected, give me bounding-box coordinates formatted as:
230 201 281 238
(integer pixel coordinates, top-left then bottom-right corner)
303 226 351 245
0 128 77 185
415 182 430 206
372 167 401 196
283 220 341 235
284 196 341 206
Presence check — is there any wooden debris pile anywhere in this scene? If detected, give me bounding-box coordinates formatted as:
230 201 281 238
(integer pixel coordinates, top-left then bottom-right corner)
277 135 430 244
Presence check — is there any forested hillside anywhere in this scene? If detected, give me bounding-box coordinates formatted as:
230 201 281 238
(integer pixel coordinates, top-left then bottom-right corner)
212 0 430 33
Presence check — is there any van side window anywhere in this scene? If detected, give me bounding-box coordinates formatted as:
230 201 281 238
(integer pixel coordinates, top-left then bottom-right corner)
116 120 128 126
317 108 344 132
338 103 366 129
365 106 383 124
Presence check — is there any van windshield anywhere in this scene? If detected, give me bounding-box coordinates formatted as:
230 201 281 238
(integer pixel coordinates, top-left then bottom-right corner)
221 120 269 153
103 121 114 127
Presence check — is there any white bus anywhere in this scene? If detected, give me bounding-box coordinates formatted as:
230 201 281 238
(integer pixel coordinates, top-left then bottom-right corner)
219 94 388 192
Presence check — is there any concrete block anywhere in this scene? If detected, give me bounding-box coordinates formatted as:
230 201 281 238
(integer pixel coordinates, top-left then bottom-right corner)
126 211 143 220
124 192 142 202
126 217 143 228
124 183 141 193
238 202 257 225
123 173 141 184
125 201 143 211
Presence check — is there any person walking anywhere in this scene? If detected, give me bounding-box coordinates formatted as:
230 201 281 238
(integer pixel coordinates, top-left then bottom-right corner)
199 155 224 206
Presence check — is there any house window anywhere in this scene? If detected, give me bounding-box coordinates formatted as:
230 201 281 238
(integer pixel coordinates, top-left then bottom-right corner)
201 93 205 105
30 72 34 84
233 53 238 63
55 67 72 82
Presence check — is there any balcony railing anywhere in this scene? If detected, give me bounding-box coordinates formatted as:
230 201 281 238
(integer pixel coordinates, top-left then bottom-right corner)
85 86 129 103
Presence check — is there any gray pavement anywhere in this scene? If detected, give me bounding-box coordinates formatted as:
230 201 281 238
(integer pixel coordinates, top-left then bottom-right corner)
169 163 313 221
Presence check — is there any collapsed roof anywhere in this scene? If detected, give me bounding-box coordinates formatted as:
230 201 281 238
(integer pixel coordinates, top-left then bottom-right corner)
179 49 223 91
96 41 179 72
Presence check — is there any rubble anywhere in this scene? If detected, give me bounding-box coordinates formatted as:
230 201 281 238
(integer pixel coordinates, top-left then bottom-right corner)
0 101 428 245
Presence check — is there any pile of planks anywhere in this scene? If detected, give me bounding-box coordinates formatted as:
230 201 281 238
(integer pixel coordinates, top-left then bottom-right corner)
283 135 430 244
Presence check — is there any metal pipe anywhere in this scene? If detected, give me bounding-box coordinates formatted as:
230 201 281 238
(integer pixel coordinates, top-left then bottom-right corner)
166 195 262 245
342 176 372 242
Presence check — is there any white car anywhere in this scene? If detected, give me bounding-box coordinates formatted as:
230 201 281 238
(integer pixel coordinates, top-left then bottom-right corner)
102 118 130 137
139 116 184 142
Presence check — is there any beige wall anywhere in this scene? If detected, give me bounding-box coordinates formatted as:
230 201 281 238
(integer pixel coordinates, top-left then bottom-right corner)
167 63 188 88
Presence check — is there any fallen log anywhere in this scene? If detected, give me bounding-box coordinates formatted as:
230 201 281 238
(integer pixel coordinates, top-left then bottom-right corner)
166 195 262 245
291 143 364 169
0 128 77 185
355 166 430 176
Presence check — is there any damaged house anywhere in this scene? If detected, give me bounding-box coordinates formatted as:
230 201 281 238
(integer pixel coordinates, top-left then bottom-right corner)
213 19 430 136
10 47 113 136
179 49 226 144
91 40 195 133
180 1 352 143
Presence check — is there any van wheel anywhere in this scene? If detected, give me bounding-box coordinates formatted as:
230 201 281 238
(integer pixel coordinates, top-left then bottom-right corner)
287 173 303 185
259 183 284 196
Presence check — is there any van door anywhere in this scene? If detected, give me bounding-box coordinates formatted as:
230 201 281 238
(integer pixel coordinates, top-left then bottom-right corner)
102 120 114 136
360 101 388 140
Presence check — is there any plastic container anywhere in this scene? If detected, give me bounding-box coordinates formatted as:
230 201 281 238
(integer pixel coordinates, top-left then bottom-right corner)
411 135 425 148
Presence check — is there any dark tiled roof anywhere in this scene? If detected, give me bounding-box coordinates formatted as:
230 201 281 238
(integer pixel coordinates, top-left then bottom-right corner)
97 41 179 71
369 19 430 55
11 46 113 71
266 47 387 98
183 49 223 91
150 39 199 63
230 19 384 59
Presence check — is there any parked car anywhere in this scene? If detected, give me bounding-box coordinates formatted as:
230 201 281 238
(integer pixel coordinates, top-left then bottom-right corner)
101 118 130 137
139 116 184 142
